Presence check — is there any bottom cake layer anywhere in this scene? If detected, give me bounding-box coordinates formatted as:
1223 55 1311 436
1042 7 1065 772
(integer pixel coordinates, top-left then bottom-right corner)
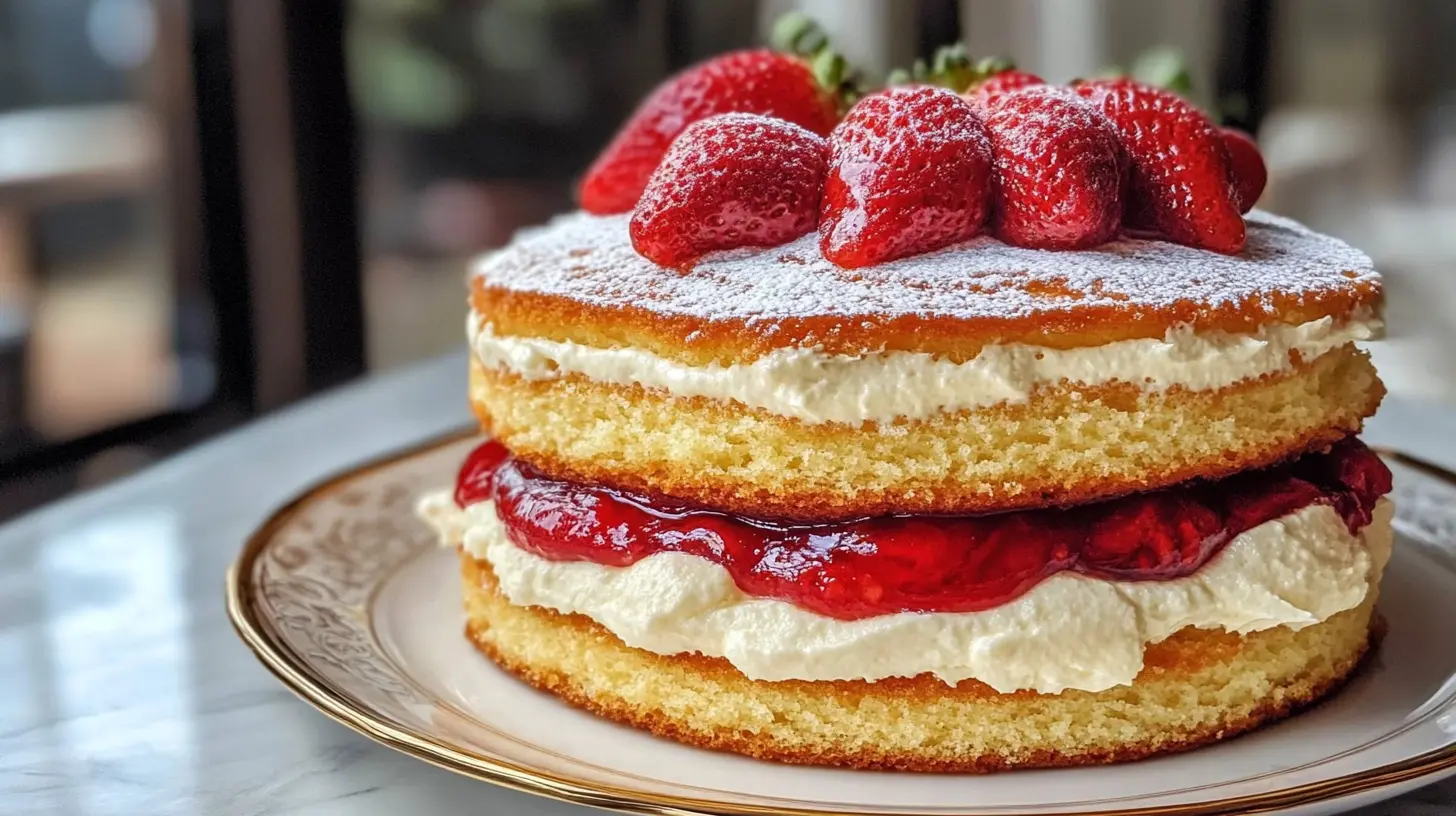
460 552 1379 772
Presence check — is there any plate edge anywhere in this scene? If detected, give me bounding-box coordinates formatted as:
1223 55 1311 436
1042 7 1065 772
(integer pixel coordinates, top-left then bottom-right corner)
224 436 1456 816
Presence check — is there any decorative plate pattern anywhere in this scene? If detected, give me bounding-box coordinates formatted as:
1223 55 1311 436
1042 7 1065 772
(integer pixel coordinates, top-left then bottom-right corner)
228 434 1456 816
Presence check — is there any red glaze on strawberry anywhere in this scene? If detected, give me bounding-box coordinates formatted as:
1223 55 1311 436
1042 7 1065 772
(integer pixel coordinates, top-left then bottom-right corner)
819 86 994 268
629 113 828 269
964 68 1045 109
1221 127 1267 214
1075 78 1246 254
459 437 1390 621
981 86 1122 250
577 50 839 215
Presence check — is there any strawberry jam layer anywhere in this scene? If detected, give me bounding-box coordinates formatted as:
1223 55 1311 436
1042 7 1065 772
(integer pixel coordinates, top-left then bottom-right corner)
455 438 1391 621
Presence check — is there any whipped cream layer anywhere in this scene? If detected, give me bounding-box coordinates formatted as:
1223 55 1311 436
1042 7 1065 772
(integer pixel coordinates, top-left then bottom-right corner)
421 494 1392 694
469 313 1378 424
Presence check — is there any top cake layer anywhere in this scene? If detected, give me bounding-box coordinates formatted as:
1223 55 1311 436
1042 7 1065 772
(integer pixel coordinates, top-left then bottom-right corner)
473 210 1379 366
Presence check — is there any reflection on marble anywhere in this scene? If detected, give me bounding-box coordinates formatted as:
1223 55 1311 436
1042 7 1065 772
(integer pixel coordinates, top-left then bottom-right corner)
1 350 1452 815
0 352 588 815
40 509 194 815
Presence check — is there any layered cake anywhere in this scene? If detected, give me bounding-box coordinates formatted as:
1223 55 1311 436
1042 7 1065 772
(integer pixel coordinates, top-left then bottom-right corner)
421 32 1392 771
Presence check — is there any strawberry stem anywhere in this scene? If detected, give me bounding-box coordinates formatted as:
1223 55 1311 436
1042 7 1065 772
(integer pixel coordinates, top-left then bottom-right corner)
770 12 828 57
1130 47 1193 95
1077 47 1193 95
973 56 1015 78
768 12 864 110
811 49 848 91
886 45 1016 92
1077 50 1250 125
929 43 977 91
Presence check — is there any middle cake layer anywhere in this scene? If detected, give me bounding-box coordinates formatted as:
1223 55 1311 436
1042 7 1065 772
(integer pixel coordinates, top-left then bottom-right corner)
469 341 1382 520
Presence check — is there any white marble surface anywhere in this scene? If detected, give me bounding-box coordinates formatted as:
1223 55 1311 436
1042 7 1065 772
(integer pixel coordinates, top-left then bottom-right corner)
1 348 1453 816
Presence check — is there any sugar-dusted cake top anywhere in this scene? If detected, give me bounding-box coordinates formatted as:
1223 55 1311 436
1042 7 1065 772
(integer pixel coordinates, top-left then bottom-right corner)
471 210 1379 363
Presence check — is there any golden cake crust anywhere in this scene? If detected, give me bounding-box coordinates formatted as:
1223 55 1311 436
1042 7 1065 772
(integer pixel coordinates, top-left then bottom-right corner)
460 553 1379 772
469 345 1383 520
472 211 1380 366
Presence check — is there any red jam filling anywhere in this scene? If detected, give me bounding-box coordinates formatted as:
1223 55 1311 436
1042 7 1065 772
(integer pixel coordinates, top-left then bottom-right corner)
455 438 1391 621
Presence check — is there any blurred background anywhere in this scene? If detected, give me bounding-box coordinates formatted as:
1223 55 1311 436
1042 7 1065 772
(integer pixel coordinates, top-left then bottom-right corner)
0 0 1452 518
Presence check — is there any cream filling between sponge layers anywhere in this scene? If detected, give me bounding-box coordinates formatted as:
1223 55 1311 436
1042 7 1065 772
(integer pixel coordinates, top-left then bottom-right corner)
420 493 1392 694
468 312 1378 425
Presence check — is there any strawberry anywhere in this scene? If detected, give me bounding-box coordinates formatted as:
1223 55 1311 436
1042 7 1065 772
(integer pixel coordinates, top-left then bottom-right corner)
578 50 840 215
1074 78 1245 254
1082 494 1225 579
964 68 1045 109
980 86 1122 250
629 113 828 269
1221 127 1267 214
819 86 994 268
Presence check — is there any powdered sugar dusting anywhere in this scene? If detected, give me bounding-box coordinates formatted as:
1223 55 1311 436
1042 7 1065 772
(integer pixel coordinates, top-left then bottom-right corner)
475 210 1378 327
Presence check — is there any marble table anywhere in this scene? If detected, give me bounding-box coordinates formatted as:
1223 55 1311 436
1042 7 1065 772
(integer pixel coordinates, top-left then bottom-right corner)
3 349 1454 815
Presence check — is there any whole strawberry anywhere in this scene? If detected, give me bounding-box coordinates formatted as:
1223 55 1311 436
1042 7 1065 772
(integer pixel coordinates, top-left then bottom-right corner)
981 86 1121 250
630 113 828 269
1075 78 1245 254
964 68 1045 109
578 50 840 215
1221 127 1267 214
820 86 994 268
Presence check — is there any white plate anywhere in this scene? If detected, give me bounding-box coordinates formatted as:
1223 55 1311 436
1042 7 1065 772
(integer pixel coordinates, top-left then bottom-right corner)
228 434 1456 816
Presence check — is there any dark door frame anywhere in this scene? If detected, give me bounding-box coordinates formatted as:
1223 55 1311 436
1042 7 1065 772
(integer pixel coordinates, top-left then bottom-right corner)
2 0 365 512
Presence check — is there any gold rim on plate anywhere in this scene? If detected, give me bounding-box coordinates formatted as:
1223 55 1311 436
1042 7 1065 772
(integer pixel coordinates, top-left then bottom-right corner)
226 432 1456 816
